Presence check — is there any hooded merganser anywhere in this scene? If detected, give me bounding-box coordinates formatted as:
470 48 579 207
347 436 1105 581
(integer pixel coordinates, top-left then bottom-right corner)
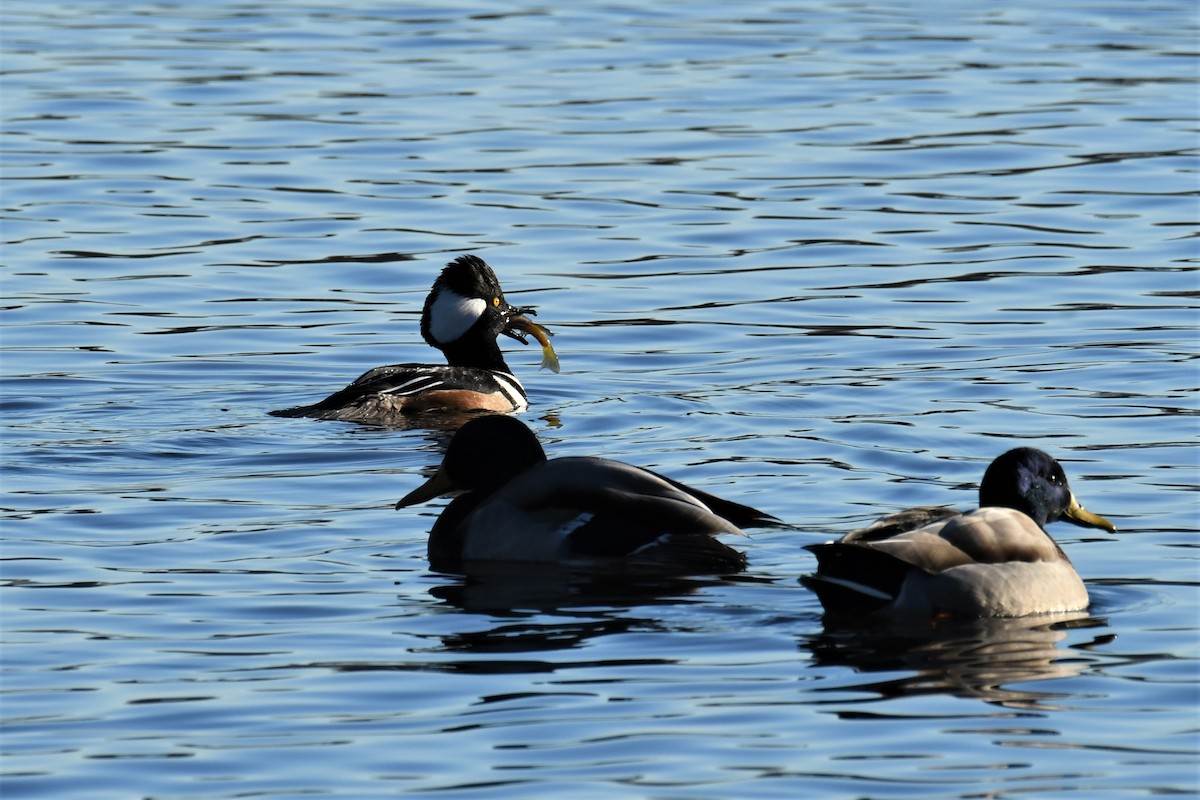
396 415 779 574
271 255 558 423
801 447 1117 618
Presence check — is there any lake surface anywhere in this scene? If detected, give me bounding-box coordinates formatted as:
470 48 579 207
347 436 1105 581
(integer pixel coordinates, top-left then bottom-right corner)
2 1 1197 797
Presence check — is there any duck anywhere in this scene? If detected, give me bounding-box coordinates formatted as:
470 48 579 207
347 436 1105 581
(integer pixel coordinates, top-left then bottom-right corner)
270 254 558 423
395 415 779 574
801 447 1117 618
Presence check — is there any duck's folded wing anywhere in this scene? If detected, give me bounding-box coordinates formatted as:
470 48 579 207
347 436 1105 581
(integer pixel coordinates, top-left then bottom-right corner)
832 508 1064 567
270 363 434 417
809 526 974 574
803 530 975 613
810 507 1060 579
648 470 781 529
497 457 747 556
840 506 959 543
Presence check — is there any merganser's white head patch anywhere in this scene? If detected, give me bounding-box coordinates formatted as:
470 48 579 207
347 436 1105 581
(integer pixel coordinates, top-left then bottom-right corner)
427 287 488 345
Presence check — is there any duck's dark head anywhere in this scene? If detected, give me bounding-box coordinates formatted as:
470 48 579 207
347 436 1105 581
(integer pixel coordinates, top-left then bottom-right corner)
420 255 553 372
980 447 1116 532
396 414 548 508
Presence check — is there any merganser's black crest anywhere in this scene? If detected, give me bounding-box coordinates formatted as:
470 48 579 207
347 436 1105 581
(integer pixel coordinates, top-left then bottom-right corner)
270 255 557 424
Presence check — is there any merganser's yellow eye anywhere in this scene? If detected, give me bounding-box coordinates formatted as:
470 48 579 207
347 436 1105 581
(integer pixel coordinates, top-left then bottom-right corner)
493 297 500 307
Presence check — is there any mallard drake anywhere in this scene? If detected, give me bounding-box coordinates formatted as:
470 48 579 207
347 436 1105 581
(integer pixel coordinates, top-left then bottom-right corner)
801 447 1116 618
396 415 778 574
270 255 558 423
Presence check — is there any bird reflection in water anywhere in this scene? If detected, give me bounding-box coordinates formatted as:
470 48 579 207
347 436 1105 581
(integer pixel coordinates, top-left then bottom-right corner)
426 564 751 662
803 613 1114 710
429 562 731 613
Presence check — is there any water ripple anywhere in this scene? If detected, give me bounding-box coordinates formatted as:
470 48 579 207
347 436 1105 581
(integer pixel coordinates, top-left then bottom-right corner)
2 1 1197 798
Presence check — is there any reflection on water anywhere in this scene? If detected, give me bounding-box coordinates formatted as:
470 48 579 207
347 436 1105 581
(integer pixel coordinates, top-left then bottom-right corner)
804 612 1107 710
2 0 1197 798
427 563 729 615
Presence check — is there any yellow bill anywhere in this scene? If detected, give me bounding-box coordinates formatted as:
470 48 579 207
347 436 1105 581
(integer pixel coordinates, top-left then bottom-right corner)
1065 492 1117 532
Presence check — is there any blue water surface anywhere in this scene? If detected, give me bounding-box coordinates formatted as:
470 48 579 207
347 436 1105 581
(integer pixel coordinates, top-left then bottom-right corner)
2 2 1197 798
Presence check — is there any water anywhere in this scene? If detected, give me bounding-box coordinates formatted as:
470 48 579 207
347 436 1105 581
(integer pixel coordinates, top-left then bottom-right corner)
2 1 1197 797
